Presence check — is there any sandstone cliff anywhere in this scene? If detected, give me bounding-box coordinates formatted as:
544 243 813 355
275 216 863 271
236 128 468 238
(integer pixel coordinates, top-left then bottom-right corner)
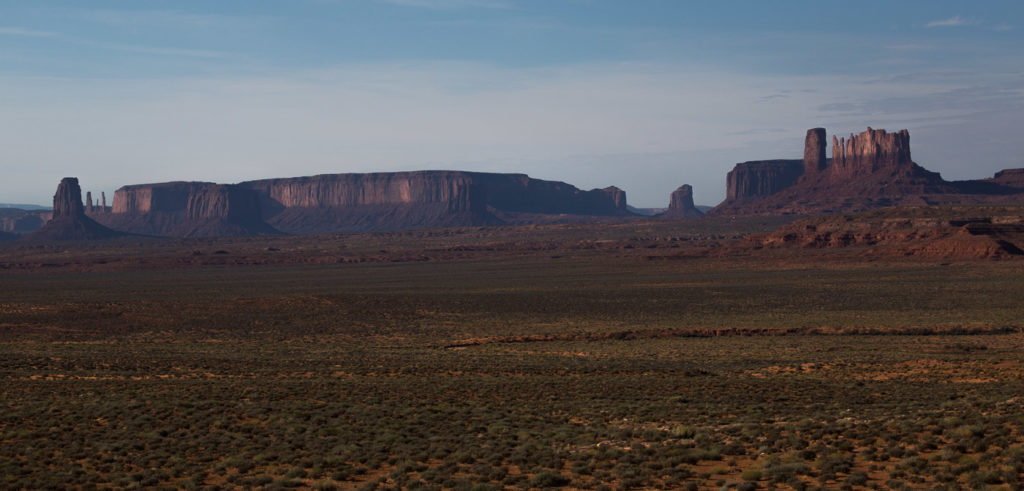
828 127 913 179
657 184 704 219
723 160 804 205
97 171 632 237
27 178 122 241
711 127 1024 216
803 128 827 175
95 182 279 238
239 171 492 235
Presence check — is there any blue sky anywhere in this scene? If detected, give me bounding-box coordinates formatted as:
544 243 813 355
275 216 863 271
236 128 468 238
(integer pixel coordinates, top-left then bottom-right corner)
2 1 1023 207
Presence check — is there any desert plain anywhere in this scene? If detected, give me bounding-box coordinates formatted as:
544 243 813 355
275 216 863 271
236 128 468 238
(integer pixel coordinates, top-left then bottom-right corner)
2 210 1023 490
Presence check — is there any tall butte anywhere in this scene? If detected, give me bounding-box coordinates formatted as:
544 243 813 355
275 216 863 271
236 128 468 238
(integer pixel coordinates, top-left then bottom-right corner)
26 177 123 240
710 126 965 216
658 184 705 219
803 127 827 175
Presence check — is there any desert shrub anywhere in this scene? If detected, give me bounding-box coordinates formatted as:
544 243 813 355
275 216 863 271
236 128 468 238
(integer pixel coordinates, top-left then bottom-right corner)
739 469 761 481
764 462 810 482
967 469 1003 488
528 471 570 488
671 425 696 438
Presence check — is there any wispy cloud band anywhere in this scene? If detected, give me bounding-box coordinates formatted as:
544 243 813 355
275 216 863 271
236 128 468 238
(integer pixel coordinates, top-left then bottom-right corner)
926 15 979 28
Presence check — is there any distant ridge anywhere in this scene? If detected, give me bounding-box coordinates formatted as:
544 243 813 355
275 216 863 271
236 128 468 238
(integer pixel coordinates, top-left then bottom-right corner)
0 203 49 211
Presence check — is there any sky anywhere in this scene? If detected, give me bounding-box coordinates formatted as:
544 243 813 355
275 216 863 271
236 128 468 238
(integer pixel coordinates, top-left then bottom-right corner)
1 1 1023 208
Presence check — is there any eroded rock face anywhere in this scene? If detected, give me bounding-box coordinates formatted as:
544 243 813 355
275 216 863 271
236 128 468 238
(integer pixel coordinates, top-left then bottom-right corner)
99 182 277 238
98 171 633 237
830 127 912 179
27 178 121 241
53 177 85 218
724 160 804 203
990 169 1024 189
803 128 827 174
709 127 1024 216
659 184 704 219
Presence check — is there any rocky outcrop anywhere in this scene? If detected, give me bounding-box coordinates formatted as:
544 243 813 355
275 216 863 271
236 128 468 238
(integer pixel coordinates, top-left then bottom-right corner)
743 205 1024 260
96 171 633 237
464 173 630 217
723 160 804 204
658 184 704 219
26 178 122 241
710 127 1024 216
828 127 913 181
53 177 84 217
988 169 1024 189
803 128 827 175
240 171 492 235
96 182 278 238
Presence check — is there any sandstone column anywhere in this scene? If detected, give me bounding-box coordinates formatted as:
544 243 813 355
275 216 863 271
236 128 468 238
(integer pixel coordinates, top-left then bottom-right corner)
803 128 827 174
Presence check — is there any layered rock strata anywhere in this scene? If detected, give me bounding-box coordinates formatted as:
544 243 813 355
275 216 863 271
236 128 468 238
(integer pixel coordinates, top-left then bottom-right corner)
724 160 805 204
96 171 633 237
96 182 278 238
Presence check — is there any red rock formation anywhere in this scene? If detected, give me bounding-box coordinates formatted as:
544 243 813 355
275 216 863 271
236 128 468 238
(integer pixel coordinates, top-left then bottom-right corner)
988 169 1024 189
803 128 827 174
240 172 493 235
710 127 1024 216
98 171 632 237
829 127 912 180
97 182 278 238
722 160 804 204
27 178 122 241
743 205 1024 259
53 177 84 218
658 184 704 219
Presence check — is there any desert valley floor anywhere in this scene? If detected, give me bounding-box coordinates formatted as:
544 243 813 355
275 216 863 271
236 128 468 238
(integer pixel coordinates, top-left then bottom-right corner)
2 212 1023 490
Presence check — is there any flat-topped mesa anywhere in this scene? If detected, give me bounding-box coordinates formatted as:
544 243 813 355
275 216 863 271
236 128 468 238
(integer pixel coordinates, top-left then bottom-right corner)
803 128 827 174
659 184 704 219
101 181 276 237
830 127 912 178
97 171 632 237
725 160 804 203
602 186 627 211
53 177 85 218
243 171 485 214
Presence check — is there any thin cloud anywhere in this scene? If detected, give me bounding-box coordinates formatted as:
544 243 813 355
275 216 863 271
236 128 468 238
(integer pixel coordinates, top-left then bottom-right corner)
926 15 980 28
96 42 230 59
0 26 59 37
380 0 511 9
